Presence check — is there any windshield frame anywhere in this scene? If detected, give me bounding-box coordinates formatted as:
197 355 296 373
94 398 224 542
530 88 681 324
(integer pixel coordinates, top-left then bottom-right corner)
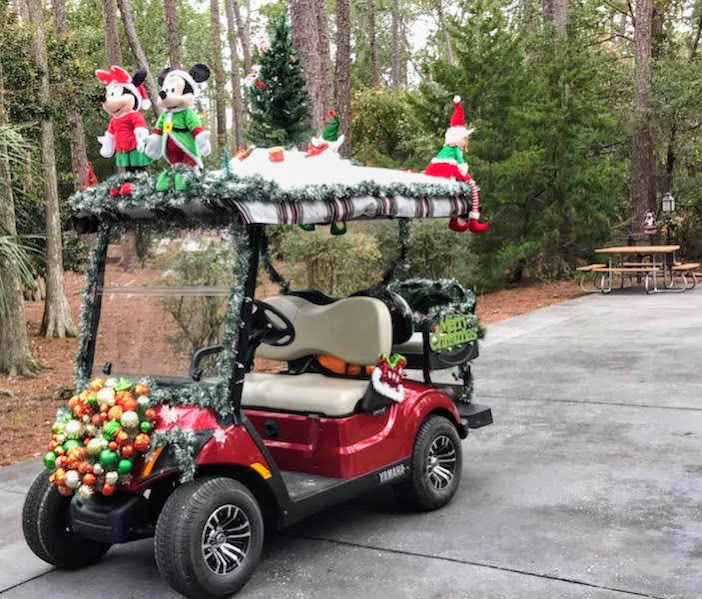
74 223 261 421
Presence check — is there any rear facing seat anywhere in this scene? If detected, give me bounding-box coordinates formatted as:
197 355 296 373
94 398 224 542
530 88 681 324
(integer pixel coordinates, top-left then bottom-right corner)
241 295 393 417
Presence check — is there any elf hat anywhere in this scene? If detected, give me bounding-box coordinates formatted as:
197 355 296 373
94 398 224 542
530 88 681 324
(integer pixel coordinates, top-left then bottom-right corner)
322 110 341 142
95 66 151 111
444 95 474 146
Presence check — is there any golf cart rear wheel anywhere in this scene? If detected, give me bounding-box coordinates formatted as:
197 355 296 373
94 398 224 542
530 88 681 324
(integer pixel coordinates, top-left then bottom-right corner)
22 469 111 568
155 477 264 599
397 415 462 510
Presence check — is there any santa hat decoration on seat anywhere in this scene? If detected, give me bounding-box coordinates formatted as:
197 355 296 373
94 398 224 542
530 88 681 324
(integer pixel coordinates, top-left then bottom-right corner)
424 95 488 234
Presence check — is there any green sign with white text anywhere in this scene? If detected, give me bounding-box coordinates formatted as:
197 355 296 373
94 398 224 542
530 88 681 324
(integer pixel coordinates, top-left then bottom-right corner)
429 313 477 352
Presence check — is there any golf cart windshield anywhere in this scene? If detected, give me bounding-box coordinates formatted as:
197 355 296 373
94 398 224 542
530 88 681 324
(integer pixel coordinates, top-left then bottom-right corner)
91 228 237 382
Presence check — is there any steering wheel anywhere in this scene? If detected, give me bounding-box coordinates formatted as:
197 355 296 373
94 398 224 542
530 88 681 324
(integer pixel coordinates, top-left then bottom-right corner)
251 300 296 347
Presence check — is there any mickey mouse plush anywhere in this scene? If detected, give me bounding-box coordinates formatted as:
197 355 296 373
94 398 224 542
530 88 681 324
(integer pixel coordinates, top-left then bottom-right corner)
95 66 152 173
141 64 212 191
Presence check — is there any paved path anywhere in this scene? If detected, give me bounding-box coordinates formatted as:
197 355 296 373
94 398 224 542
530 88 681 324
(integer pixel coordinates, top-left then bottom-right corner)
2 289 701 598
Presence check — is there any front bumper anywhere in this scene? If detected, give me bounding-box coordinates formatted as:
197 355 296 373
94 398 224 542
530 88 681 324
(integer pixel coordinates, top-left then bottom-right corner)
70 493 153 544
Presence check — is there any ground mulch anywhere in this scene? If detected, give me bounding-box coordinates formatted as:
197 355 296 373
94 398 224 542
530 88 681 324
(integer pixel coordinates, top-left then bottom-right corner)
0 274 580 466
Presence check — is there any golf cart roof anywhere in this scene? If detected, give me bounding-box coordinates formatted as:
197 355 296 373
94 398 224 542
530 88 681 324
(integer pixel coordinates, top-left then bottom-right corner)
69 149 473 226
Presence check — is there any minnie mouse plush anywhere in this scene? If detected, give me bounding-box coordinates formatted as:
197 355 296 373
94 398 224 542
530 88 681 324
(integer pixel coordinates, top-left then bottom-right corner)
141 64 212 191
95 66 152 173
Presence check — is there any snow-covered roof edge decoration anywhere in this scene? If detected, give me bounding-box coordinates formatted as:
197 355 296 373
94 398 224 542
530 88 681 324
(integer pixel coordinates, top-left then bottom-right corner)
69 150 474 226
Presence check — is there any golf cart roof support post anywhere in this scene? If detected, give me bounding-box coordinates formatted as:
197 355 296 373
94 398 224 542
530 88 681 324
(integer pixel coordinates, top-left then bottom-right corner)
229 224 264 418
83 229 109 382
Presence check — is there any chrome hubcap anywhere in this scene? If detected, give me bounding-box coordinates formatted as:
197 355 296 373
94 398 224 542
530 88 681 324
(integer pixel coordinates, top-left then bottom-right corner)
201 504 251 575
426 434 457 491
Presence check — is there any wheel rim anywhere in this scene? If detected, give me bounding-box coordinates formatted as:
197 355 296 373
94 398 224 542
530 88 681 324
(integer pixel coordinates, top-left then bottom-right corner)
426 434 457 491
201 504 251 575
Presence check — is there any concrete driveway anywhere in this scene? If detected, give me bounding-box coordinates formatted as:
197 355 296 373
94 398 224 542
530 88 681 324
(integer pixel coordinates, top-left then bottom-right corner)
2 289 701 598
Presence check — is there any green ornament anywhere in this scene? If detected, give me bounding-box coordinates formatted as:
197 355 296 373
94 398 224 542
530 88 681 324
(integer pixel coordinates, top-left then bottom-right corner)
43 451 57 470
139 421 153 434
86 393 98 406
114 377 133 392
63 439 81 451
102 420 122 439
99 449 119 469
51 422 64 435
117 458 133 474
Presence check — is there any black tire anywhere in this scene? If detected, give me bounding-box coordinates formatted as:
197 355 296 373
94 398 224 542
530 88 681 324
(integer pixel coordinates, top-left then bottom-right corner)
22 469 111 569
155 477 264 599
396 415 463 511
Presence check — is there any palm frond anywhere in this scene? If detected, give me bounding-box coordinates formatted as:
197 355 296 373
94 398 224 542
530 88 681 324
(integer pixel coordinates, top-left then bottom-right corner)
0 233 43 320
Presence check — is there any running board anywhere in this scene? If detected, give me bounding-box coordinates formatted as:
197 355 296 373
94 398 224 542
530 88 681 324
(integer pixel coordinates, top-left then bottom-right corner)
457 402 493 429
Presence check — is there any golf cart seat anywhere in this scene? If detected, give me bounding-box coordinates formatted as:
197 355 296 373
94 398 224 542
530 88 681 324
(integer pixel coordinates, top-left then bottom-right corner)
242 295 393 416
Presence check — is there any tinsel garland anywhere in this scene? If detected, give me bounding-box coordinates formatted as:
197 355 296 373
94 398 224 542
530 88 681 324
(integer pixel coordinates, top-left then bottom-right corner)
151 428 198 483
74 229 110 389
67 164 471 219
261 231 291 293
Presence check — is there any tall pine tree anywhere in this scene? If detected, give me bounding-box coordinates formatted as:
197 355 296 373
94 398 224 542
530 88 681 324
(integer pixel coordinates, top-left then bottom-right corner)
246 14 312 148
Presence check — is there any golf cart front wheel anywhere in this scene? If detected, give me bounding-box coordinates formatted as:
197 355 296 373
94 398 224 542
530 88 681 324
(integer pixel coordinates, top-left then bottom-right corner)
22 469 111 568
396 415 462 510
155 477 264 599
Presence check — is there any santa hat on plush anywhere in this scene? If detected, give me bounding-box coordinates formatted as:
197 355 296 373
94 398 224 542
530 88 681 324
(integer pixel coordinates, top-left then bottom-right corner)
95 66 152 111
424 95 488 234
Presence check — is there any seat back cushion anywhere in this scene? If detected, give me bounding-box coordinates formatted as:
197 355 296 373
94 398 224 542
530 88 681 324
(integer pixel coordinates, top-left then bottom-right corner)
256 295 392 365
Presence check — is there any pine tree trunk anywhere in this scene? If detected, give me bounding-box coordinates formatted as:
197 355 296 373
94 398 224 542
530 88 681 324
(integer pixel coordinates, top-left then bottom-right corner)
335 0 351 157
231 0 251 73
630 0 654 238
436 0 455 65
53 0 89 191
101 0 123 65
26 0 77 338
164 0 182 68
368 0 378 86
315 0 333 110
552 0 568 35
210 0 228 152
290 0 325 129
390 0 401 87
0 54 41 376
117 0 162 113
224 0 245 147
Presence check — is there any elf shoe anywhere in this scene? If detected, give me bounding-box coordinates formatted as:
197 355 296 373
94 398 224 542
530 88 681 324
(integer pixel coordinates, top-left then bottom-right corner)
156 170 171 192
449 217 471 232
299 224 316 231
468 218 489 234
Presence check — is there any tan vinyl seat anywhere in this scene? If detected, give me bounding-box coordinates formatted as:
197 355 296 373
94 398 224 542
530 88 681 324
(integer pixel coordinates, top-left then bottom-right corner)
242 372 371 416
241 295 393 416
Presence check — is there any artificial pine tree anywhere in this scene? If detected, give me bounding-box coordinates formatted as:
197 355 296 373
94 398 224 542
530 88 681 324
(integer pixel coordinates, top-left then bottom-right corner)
246 15 313 148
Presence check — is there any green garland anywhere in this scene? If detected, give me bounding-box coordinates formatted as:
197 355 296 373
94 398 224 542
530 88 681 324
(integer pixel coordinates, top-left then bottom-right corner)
67 165 471 220
74 229 110 389
152 428 198 483
261 231 291 293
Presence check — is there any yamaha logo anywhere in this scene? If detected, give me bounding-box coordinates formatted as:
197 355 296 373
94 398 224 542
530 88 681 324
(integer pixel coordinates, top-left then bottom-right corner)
379 464 407 484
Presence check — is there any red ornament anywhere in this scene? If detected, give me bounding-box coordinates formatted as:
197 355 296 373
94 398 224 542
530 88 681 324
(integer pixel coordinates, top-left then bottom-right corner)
54 456 67 469
108 405 123 421
134 384 149 396
109 187 119 198
254 79 267 90
108 441 118 451
133 434 151 453
145 408 156 421
83 473 96 487
91 414 102 426
115 430 129 445
58 485 73 496
119 182 133 196
101 483 116 496
121 444 134 458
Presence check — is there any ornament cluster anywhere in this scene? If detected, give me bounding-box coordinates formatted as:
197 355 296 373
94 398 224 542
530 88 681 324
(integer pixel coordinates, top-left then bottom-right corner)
45 377 157 500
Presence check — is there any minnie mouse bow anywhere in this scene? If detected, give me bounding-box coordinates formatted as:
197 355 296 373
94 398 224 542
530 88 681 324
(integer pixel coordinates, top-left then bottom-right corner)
95 65 132 84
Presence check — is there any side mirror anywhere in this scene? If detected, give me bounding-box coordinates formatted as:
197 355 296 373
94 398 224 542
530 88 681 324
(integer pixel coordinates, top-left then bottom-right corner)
189 345 224 381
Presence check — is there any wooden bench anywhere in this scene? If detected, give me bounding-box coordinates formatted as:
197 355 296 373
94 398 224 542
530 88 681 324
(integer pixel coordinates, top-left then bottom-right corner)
576 264 605 272
576 264 607 292
671 262 700 289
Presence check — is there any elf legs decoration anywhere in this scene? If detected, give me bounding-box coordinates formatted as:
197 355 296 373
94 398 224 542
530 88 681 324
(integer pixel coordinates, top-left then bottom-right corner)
156 139 199 191
449 179 489 233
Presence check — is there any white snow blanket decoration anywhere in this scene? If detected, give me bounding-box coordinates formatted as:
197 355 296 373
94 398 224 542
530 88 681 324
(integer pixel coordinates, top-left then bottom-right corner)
219 149 472 225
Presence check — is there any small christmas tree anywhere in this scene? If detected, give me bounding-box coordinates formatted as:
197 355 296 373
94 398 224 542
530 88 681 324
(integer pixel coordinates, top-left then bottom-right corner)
246 15 313 148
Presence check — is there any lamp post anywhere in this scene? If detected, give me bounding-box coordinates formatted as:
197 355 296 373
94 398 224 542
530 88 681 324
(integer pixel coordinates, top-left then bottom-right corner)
661 192 675 215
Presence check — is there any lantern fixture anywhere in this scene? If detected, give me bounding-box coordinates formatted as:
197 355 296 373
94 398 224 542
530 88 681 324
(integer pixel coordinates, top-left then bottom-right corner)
661 192 675 214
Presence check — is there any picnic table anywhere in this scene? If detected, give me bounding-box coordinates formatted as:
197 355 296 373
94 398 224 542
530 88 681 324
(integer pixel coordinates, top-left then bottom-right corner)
578 245 699 294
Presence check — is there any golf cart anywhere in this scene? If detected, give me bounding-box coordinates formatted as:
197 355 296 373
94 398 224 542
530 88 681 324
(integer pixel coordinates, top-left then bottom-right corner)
22 153 492 598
